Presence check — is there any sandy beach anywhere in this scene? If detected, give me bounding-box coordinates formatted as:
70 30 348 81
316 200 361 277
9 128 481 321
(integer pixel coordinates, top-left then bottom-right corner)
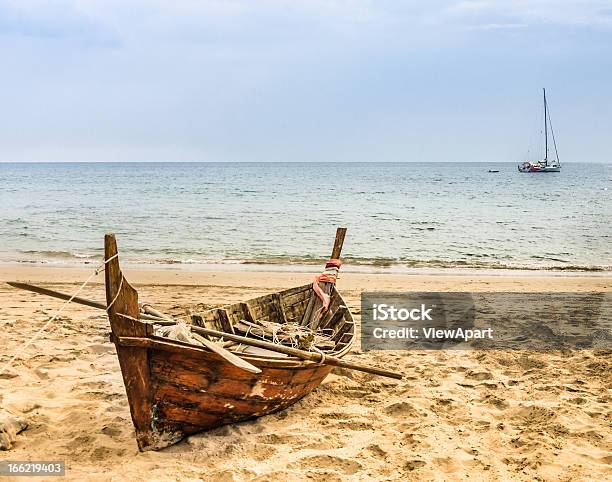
0 266 610 481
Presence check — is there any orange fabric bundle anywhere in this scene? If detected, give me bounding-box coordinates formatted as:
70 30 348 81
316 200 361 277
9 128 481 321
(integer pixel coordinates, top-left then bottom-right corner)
312 259 342 310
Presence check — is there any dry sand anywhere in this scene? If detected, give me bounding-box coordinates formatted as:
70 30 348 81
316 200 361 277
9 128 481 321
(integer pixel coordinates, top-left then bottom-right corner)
0 266 610 481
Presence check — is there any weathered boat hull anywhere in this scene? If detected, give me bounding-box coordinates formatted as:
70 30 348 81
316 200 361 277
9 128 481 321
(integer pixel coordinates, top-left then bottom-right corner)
104 234 354 451
146 348 335 447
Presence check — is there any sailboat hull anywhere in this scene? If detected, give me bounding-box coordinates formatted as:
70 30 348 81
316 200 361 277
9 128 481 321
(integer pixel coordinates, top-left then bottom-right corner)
518 166 560 173
518 161 560 173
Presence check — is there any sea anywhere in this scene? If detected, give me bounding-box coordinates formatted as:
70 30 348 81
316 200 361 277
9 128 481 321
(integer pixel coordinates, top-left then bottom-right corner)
1 162 610 272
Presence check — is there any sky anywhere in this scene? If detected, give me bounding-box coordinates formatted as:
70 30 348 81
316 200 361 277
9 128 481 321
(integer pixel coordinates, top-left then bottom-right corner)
0 0 611 162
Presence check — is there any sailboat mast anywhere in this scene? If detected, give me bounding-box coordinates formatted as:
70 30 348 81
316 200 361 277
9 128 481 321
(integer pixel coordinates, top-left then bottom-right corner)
543 88 548 164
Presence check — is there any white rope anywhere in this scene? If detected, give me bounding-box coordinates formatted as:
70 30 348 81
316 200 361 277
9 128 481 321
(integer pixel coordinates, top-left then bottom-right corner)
0 253 119 377
106 274 124 312
312 346 327 365
236 324 253 352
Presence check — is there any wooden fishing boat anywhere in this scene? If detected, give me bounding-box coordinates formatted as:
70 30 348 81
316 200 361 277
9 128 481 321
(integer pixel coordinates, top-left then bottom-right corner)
104 229 357 451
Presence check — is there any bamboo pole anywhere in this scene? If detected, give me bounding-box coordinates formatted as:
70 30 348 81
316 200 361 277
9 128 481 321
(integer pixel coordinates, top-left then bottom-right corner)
185 324 402 380
6 282 162 322
8 279 403 380
7 282 260 374
140 305 261 374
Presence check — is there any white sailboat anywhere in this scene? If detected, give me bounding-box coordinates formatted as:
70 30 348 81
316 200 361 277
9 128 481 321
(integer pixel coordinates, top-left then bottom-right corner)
518 88 561 173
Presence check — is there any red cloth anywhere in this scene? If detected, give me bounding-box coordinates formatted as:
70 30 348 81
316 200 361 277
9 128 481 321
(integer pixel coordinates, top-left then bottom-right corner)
312 259 342 310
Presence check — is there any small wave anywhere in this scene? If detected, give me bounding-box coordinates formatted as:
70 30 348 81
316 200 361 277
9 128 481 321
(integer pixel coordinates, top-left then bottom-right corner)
19 250 99 260
5 251 610 272
531 255 570 263
156 258 244 265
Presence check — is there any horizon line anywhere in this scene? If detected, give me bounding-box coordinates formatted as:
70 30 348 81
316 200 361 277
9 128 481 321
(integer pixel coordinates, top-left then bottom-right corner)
1 160 609 164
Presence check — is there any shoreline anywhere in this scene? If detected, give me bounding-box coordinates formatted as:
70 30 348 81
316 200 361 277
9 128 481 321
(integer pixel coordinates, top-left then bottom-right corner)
1 265 609 293
4 257 610 274
1 261 611 280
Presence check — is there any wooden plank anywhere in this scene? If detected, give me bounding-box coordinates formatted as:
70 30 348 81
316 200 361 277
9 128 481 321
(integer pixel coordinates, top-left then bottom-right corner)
154 403 225 429
313 290 341 330
321 305 348 332
280 287 312 306
153 374 327 406
283 301 309 325
300 293 316 327
272 293 287 324
278 284 312 298
241 302 255 323
155 403 274 428
116 334 260 374
104 234 155 452
218 308 235 334
191 310 225 332
332 320 354 342
150 349 308 384
224 303 247 325
330 227 347 259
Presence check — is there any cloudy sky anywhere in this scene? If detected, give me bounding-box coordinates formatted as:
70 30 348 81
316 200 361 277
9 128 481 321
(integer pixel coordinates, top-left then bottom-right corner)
1 1 610 162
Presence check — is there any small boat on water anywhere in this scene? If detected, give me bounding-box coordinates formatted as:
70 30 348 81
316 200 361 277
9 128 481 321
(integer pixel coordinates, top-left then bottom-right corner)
518 88 561 173
103 229 360 451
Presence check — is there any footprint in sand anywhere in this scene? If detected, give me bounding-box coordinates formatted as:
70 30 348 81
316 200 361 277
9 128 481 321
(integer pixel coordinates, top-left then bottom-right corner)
87 343 114 354
363 443 388 459
250 443 278 461
10 401 41 414
90 446 127 461
433 456 461 474
212 468 258 481
342 420 374 431
257 433 303 446
259 431 341 451
65 434 96 452
466 370 493 381
317 410 365 422
509 405 557 432
289 455 362 476
478 394 509 409
404 459 426 471
383 401 423 418
0 369 18 379
75 391 123 402
101 424 123 438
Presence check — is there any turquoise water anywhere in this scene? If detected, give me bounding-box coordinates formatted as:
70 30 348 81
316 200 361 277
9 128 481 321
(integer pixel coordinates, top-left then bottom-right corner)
0 162 610 270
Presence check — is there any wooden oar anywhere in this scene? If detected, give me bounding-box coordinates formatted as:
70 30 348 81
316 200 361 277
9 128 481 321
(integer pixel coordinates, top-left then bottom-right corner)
6 282 163 322
6 281 260 374
121 323 402 380
140 304 261 374
7 281 402 379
